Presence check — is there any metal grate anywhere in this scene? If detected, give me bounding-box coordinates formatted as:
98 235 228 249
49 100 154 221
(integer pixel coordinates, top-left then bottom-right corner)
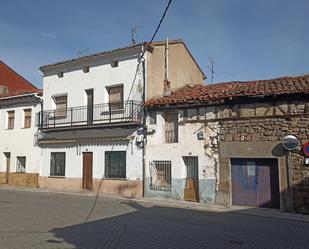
150 160 172 191
37 100 142 129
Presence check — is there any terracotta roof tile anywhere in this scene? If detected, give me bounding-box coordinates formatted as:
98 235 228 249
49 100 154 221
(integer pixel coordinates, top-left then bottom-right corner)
145 74 309 107
0 61 39 98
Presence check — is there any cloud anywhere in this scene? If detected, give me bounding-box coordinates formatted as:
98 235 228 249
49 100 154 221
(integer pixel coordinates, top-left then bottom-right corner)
41 32 57 39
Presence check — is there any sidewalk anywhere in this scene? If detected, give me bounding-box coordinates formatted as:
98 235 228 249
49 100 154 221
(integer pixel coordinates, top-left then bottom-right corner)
1 184 308 223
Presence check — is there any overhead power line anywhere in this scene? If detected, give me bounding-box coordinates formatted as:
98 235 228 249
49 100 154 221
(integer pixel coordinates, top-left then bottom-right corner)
126 0 173 101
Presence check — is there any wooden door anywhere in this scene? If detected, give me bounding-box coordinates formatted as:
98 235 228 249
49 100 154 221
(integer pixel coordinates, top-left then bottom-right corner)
4 153 10 184
183 156 199 202
231 158 280 209
86 89 93 125
83 152 93 190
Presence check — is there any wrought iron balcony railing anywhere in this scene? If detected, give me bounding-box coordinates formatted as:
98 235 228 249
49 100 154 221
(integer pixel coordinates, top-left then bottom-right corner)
37 100 142 130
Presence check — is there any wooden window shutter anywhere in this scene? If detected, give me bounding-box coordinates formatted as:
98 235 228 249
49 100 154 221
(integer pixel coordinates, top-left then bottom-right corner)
108 86 123 103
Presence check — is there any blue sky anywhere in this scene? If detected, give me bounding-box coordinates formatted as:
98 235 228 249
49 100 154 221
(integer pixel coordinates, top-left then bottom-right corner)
1 0 308 87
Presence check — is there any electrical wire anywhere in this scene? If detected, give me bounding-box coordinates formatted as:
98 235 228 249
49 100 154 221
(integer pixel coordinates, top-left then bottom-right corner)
126 0 173 102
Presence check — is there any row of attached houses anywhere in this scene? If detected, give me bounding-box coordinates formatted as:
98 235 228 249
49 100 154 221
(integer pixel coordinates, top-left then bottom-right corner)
145 76 309 214
1 40 309 214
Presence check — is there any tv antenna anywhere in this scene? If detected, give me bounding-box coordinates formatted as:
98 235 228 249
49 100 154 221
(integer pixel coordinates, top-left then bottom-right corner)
131 22 144 45
206 57 217 83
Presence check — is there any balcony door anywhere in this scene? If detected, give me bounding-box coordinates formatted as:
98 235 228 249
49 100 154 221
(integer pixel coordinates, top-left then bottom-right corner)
85 89 93 125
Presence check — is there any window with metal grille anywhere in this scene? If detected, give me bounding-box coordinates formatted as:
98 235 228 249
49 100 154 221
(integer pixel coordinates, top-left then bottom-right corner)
7 111 15 129
50 152 65 176
24 109 32 128
105 151 126 179
16 156 26 173
107 85 123 110
53 95 67 117
150 161 172 191
164 112 178 143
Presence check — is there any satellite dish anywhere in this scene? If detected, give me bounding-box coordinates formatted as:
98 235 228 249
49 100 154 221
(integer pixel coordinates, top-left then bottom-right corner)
282 135 299 151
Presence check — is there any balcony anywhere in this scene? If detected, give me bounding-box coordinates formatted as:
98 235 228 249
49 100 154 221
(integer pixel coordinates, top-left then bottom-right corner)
38 100 142 130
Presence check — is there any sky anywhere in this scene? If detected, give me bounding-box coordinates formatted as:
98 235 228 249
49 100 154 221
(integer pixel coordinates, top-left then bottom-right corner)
0 0 308 88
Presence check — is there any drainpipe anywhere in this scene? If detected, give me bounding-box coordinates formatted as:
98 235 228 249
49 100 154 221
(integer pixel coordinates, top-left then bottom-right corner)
34 93 44 130
34 93 43 181
141 49 146 198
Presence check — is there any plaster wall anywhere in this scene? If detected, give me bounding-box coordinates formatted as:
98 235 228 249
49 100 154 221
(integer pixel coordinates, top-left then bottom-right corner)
0 102 40 175
146 43 204 99
145 110 218 203
42 52 143 111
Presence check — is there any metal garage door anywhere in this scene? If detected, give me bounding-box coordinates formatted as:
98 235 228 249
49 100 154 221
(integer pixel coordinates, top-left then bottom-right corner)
231 158 280 209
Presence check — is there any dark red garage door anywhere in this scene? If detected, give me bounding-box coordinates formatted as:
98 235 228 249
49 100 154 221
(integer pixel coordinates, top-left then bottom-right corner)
231 158 280 209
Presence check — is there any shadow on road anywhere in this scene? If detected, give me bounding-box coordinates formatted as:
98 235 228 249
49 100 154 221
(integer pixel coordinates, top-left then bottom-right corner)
50 201 309 249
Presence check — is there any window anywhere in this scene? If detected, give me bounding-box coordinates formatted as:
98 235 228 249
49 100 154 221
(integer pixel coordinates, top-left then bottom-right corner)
164 112 178 143
105 151 126 179
107 85 123 110
7 111 15 129
150 161 172 191
24 109 32 128
148 111 157 125
83 66 90 73
16 157 26 173
50 152 65 176
110 60 119 68
53 95 67 117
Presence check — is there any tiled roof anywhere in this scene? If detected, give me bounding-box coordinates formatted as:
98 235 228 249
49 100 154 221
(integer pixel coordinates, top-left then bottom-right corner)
39 39 183 71
0 60 39 98
145 74 309 107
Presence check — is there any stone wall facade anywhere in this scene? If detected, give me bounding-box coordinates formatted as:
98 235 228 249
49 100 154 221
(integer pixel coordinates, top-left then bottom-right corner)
217 116 309 213
179 97 309 213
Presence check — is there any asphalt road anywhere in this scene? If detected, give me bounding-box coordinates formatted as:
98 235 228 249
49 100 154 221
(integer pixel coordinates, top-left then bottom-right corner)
0 189 309 249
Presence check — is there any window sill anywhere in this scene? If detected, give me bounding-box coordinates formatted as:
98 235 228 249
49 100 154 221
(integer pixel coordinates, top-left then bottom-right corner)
48 176 65 178
22 127 31 129
104 178 127 181
6 128 14 130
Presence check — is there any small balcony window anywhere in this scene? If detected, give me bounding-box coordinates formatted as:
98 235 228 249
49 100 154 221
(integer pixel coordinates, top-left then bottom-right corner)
53 95 67 117
107 85 123 110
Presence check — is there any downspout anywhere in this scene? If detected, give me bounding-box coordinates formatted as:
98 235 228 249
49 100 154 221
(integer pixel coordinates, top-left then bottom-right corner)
34 93 44 130
34 92 43 187
141 48 147 198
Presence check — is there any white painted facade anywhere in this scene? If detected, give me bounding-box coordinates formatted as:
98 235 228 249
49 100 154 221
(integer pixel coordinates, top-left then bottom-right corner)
39 48 145 196
42 50 144 110
40 141 142 180
0 95 41 174
145 109 219 203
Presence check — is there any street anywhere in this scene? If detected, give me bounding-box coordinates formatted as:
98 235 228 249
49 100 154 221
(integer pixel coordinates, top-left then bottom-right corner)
0 189 309 249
